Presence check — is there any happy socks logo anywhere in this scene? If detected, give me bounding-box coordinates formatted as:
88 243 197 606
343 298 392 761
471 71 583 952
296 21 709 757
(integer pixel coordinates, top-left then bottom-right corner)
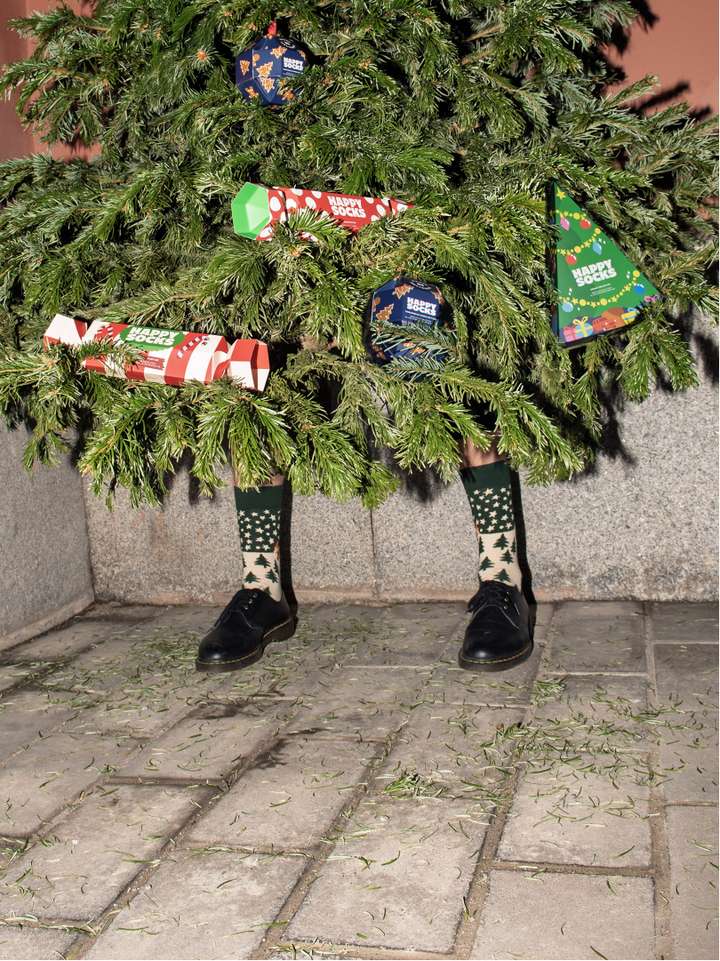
406 297 438 318
571 259 617 287
327 195 366 219
119 326 185 350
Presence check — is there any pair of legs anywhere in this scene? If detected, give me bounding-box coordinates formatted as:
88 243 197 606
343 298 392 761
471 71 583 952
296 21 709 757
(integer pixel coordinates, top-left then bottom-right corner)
196 439 532 673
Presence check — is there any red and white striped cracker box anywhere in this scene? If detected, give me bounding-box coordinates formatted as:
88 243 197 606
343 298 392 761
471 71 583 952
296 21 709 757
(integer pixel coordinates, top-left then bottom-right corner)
81 321 229 386
42 314 88 348
215 339 270 391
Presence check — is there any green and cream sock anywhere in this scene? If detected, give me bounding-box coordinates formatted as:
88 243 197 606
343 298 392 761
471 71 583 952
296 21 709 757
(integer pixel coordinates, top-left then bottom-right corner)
235 483 284 600
461 460 522 589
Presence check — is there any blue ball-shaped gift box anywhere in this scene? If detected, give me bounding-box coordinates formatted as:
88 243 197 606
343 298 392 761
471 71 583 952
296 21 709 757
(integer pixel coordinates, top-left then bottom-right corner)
235 36 307 105
368 277 450 365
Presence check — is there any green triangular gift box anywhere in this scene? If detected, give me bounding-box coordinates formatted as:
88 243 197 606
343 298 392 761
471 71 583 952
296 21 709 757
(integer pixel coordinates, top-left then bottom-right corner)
550 183 661 348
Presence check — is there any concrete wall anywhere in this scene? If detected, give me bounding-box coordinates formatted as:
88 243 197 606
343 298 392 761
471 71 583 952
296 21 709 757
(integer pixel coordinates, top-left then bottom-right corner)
84 332 718 603
0 3 96 647
0 425 94 649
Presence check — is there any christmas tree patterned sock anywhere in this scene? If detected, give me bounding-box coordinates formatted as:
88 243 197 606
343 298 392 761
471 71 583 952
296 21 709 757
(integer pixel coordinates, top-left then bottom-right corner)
461 460 522 589
235 483 284 600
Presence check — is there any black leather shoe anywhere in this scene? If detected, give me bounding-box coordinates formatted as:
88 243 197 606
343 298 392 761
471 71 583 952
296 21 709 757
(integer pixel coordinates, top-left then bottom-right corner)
196 589 296 673
459 581 533 672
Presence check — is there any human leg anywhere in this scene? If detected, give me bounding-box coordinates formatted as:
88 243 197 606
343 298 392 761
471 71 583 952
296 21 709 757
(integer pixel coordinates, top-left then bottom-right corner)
195 472 296 673
458 438 532 672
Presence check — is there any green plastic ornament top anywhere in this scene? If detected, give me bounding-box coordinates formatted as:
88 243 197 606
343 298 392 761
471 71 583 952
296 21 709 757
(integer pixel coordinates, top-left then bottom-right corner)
231 183 271 240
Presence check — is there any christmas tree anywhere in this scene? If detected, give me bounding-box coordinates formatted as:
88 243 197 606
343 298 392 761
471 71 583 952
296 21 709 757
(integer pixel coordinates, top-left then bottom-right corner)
0 0 716 507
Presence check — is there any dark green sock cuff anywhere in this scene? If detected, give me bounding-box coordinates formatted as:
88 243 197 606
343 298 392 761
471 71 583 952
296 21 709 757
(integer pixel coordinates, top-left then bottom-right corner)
460 459 511 493
234 482 284 514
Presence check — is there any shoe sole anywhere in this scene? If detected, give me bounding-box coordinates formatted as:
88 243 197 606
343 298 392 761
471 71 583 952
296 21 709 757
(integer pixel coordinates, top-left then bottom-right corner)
195 616 297 674
458 641 534 673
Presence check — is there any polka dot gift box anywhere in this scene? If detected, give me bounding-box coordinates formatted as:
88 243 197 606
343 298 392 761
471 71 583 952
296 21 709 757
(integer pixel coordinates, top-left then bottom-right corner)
551 182 661 348
231 183 411 241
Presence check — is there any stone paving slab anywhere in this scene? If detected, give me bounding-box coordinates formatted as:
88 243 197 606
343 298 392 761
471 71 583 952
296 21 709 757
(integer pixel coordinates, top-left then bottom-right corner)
651 602 718 643
498 765 652 867
0 664 45 694
660 733 719 805
666 805 719 960
654 643 718 803
33 613 243 739
286 794 484 953
374 703 524 797
116 703 284 782
423 655 539 707
0 617 150 666
0 784 208 920
0 926 76 960
472 870 655 959
57 685 208 740
85 851 306 960
534 672 648 720
654 642 719 702
282 667 433 742
532 674 651 755
293 603 466 667
129 604 222 635
186 737 375 850
0 731 138 837
0 689 82 765
549 601 646 673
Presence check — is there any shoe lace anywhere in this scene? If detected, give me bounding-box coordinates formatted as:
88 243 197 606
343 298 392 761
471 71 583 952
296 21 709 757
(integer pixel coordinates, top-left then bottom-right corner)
467 581 514 615
216 588 262 625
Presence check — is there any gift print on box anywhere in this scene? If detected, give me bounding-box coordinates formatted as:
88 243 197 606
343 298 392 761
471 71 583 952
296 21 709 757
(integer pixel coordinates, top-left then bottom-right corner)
551 183 661 348
41 315 270 392
235 29 307 106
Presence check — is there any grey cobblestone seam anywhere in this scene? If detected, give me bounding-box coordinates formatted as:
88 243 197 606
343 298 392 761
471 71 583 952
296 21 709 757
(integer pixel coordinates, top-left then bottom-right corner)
276 939 451 960
643 600 675 961
489 859 652 878
663 799 717 807
449 602 556 959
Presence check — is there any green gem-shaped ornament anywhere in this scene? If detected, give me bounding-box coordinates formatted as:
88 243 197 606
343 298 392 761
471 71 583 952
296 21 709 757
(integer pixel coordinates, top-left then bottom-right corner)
231 183 272 239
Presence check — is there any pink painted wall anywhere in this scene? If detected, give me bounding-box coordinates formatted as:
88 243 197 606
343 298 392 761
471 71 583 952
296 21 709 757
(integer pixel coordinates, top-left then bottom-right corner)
0 0 34 158
0 0 93 160
613 0 718 113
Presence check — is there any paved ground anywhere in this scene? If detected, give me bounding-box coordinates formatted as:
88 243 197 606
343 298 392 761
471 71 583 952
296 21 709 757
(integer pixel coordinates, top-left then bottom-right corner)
0 600 717 961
